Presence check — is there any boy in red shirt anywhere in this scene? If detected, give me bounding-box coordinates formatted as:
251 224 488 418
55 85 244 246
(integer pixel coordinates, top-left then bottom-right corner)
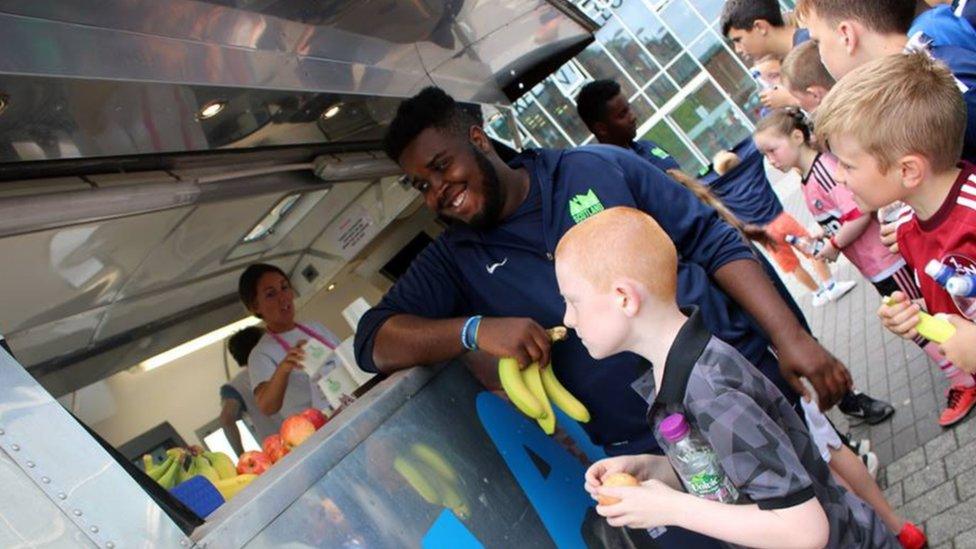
816 52 976 426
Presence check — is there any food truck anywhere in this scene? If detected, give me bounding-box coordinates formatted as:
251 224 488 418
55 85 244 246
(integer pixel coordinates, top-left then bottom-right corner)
0 1 653 547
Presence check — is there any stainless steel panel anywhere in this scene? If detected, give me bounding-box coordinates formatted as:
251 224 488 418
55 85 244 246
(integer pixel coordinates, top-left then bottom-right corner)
0 346 191 546
5 307 107 368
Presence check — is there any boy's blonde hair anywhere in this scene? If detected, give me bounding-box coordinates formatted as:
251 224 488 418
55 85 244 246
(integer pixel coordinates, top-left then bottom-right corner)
815 52 965 173
555 207 677 300
781 41 835 92
795 0 916 34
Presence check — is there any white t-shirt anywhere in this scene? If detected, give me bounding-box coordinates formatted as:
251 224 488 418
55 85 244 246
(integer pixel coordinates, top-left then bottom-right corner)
225 371 280 442
247 321 340 419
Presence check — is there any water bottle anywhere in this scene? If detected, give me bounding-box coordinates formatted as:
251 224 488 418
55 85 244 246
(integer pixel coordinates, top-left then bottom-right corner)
946 274 976 298
659 414 738 503
879 201 910 224
924 260 976 318
925 260 956 287
785 234 824 256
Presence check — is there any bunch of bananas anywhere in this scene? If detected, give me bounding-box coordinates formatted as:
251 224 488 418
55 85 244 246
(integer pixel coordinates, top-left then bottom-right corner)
143 447 257 501
498 326 590 434
393 442 470 519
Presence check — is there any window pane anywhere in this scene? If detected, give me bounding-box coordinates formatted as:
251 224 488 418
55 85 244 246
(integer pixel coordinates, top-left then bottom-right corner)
575 44 638 97
689 32 761 122
517 100 571 149
645 74 678 106
688 0 726 23
616 0 682 67
660 0 707 45
598 17 659 84
667 53 699 87
669 81 752 160
536 80 590 144
641 121 704 174
630 95 656 124
487 112 514 144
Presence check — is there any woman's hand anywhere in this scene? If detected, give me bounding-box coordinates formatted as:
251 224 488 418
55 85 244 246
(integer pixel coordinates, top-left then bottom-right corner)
279 339 307 372
595 479 682 529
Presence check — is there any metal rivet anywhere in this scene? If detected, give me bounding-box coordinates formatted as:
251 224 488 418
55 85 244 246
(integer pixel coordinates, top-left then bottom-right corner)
57 492 66 500
10 444 19 451
41 476 50 484
26 460 35 468
89 525 98 534
73 509 82 517
0 428 5 435
106 542 115 549
180 540 188 546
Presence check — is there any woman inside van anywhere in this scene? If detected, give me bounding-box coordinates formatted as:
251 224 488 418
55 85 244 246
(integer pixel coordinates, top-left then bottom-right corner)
237 264 341 420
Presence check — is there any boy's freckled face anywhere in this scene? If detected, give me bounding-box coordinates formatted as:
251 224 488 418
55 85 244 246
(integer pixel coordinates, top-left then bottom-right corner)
828 134 906 210
555 258 628 360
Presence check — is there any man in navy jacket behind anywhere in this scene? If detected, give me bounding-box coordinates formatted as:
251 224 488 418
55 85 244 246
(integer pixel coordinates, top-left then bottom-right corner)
352 87 853 458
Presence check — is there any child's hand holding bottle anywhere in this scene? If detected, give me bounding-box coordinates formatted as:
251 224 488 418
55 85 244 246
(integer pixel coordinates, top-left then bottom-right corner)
877 292 921 340
941 316 976 374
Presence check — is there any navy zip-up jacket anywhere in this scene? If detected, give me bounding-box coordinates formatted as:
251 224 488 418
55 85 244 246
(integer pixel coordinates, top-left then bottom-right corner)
355 145 790 455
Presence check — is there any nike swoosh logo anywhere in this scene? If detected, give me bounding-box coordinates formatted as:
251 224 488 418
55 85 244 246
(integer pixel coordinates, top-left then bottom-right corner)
486 257 508 274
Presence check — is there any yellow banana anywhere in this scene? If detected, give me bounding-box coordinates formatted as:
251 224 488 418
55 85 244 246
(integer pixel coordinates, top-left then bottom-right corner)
203 451 237 480
498 358 545 419
156 456 181 490
213 474 257 501
193 455 220 484
393 456 442 505
541 364 590 423
429 468 471 520
521 363 555 434
146 455 174 481
165 447 184 460
410 443 457 483
142 454 154 471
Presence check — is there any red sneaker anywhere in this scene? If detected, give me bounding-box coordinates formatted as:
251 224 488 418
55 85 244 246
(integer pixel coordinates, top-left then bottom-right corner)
939 386 976 427
897 521 926 549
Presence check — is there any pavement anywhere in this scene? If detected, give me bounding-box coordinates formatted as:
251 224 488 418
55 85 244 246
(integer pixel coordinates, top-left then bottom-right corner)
773 175 976 548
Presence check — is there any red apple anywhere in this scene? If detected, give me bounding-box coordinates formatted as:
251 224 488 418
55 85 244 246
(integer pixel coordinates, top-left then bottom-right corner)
299 408 327 430
236 451 272 475
262 434 289 464
281 415 316 448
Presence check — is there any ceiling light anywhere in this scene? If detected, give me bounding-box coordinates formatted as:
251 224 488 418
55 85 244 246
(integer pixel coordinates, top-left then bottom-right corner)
197 99 227 120
139 316 261 372
327 283 337 291
0 94 8 116
322 104 341 119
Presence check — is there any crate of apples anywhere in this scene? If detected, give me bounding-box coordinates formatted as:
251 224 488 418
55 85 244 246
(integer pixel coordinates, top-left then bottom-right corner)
237 408 328 475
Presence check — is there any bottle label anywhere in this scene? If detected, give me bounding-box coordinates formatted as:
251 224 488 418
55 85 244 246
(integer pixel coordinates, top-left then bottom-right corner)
688 472 721 496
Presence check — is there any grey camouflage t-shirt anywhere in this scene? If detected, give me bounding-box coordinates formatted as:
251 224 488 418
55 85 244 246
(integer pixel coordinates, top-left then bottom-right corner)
632 308 896 548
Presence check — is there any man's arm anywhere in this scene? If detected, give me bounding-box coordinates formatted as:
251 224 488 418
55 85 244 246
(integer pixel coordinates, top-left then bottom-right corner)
219 399 245 456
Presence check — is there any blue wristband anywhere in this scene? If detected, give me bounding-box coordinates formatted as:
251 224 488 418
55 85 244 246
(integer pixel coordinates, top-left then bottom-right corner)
461 315 482 351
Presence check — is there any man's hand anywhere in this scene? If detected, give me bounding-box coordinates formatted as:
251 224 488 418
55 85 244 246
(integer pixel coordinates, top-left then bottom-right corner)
877 291 921 341
477 317 552 368
941 316 976 374
596 480 682 529
759 86 800 109
815 240 840 262
879 221 900 254
584 455 657 499
777 333 852 410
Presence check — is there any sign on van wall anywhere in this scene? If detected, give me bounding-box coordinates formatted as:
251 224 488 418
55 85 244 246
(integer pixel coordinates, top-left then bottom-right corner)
320 204 378 260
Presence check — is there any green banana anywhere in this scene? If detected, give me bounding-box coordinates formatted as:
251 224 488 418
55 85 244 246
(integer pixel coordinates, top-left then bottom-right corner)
213 474 256 501
498 358 545 419
410 443 457 483
203 451 237 480
156 456 180 490
394 456 442 505
521 363 555 434
193 455 220 484
146 455 174 482
540 364 591 423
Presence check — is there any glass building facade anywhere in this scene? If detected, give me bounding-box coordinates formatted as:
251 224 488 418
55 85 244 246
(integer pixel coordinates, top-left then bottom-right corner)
486 0 794 176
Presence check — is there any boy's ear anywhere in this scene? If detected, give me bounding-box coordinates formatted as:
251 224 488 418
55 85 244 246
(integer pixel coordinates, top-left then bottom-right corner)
808 86 829 103
753 19 772 36
838 21 859 56
613 281 642 318
897 154 928 190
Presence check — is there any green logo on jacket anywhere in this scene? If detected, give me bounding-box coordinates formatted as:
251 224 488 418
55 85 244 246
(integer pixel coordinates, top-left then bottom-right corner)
569 189 605 223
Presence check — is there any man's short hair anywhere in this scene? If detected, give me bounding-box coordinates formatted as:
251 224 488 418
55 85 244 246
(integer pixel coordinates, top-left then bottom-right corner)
795 0 916 34
781 41 836 91
576 79 622 130
721 0 786 36
383 87 478 162
555 207 677 300
228 326 265 367
815 52 966 173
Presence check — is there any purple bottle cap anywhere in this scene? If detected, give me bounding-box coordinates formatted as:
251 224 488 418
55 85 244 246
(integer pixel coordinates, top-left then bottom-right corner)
659 413 690 443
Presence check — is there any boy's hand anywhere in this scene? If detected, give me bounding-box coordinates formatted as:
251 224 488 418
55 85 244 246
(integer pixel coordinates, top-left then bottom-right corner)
879 221 900 254
941 316 976 374
596 479 681 529
584 456 654 498
759 87 800 109
877 292 921 340
815 240 840 262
